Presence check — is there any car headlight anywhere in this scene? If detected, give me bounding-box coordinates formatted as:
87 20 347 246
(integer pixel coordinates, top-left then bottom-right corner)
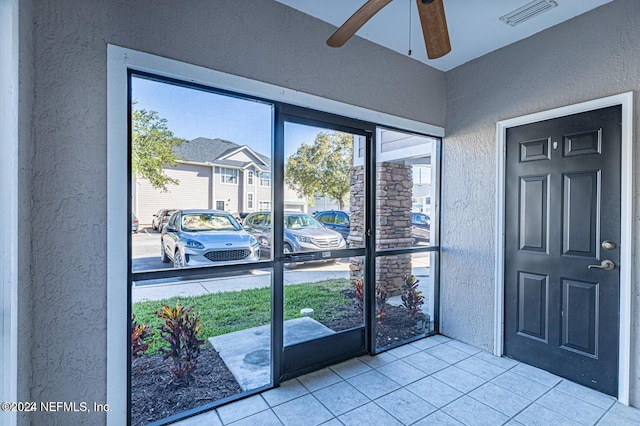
182 238 204 249
249 236 259 247
294 234 312 243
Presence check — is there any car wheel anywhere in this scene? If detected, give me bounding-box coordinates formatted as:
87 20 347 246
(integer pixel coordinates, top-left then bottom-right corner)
160 240 170 263
173 250 184 268
283 243 297 270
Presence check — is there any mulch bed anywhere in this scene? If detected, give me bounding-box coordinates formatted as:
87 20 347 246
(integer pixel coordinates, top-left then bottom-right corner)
131 298 428 425
131 346 241 426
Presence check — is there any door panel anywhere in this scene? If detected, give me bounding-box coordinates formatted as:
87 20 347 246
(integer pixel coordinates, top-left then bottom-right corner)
519 175 548 253
517 272 548 342
504 106 621 396
562 171 600 257
561 278 598 357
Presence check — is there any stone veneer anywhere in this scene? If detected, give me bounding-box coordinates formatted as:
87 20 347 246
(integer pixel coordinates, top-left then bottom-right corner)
349 162 413 295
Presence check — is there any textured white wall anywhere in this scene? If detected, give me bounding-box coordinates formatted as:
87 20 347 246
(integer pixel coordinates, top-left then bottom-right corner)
28 0 444 424
442 0 640 405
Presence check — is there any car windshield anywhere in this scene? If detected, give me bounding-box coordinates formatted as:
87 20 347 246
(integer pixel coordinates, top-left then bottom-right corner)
413 214 429 225
181 213 241 232
284 214 323 230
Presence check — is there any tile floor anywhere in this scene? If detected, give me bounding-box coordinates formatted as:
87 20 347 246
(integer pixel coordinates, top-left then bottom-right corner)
174 335 640 426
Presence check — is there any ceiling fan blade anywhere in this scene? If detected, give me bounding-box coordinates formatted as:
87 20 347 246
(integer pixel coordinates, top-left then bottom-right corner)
416 0 451 59
327 0 393 47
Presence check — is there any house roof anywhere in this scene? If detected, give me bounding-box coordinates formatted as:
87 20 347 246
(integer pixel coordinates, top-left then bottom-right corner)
175 137 271 170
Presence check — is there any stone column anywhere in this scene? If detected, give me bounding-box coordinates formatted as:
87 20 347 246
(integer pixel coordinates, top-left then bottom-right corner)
349 162 413 295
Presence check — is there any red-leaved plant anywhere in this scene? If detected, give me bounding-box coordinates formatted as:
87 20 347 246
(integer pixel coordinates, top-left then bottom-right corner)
401 274 424 318
353 278 388 322
131 313 153 364
155 303 205 384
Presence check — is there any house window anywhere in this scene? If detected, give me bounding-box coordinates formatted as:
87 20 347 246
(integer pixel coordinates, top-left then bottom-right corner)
247 193 254 209
258 172 271 187
220 167 238 184
216 200 225 210
247 170 254 185
258 201 271 211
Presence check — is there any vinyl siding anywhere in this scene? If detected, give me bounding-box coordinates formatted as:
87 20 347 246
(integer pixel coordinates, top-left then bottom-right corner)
135 163 211 224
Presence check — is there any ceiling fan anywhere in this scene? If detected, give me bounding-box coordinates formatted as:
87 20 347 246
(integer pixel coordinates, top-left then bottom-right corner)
326 0 451 59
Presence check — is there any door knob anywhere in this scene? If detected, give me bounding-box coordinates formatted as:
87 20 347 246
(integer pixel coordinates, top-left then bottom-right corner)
587 259 615 271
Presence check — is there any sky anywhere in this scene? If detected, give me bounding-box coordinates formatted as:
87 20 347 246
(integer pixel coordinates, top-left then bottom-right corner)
131 75 431 184
132 76 326 159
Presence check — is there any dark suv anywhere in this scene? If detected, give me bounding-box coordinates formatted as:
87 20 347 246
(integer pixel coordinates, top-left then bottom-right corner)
312 210 351 240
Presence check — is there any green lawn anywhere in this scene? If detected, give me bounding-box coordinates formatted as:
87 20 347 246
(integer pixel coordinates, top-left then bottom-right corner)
133 278 354 353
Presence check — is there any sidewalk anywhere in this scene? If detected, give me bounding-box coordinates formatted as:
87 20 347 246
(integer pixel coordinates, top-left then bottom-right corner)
132 264 350 303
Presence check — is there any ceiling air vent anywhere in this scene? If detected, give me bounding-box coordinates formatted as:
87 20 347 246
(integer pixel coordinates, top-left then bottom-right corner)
499 0 558 26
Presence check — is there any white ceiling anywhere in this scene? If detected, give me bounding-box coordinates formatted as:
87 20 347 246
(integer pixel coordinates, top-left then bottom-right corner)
274 0 613 71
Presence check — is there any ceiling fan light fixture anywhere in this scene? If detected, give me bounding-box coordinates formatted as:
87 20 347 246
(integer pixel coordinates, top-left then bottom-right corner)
500 0 558 27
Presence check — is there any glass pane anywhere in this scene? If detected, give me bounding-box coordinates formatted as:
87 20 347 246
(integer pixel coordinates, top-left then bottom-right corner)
376 128 436 249
131 270 272 425
130 76 274 272
281 122 365 251
283 256 364 347
375 252 434 350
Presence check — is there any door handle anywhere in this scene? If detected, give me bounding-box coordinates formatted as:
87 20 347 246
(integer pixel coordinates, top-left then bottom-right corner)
587 259 616 271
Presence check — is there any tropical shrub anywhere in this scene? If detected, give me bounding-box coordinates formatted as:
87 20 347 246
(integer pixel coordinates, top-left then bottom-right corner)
131 314 153 364
155 303 205 384
401 274 424 318
352 278 388 322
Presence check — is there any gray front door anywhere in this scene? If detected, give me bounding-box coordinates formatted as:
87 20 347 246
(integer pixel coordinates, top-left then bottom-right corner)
504 106 621 396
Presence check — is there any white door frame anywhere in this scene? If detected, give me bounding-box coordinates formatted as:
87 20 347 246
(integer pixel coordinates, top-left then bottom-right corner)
494 92 633 404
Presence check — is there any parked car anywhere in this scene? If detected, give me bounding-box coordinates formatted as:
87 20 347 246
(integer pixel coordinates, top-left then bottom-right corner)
411 212 430 243
152 208 177 232
131 213 139 233
312 210 351 240
243 211 347 265
160 209 260 268
232 212 250 224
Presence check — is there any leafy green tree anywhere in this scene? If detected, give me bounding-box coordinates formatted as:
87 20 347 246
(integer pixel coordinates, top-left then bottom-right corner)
285 131 353 209
132 107 185 191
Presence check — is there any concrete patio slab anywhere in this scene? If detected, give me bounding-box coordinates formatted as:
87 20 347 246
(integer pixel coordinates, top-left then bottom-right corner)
209 317 335 391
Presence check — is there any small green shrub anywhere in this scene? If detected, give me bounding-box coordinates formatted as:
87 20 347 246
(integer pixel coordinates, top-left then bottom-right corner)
155 303 205 384
401 274 424 318
131 314 153 363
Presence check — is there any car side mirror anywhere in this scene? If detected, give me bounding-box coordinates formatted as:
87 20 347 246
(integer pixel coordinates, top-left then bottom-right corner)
164 225 176 232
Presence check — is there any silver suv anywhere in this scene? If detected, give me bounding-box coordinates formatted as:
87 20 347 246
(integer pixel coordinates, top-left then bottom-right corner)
161 209 260 268
243 211 346 258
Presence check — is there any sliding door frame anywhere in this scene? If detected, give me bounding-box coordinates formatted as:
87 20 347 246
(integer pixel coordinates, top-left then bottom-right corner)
107 45 443 426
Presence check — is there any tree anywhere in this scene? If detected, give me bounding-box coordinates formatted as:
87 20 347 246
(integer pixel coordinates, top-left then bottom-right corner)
285 131 353 209
132 107 185 191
